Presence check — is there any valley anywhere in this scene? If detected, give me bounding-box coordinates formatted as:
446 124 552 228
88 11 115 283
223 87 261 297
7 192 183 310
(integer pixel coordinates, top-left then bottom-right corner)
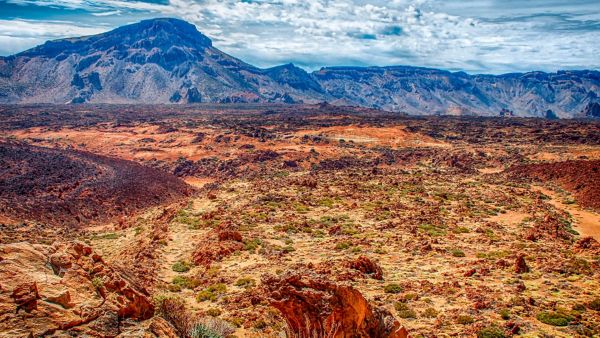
0 103 599 337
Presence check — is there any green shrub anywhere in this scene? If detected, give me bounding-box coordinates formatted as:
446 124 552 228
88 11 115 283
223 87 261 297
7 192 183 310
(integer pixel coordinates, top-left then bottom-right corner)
536 311 574 326
172 260 191 273
281 245 295 253
189 323 220 338
422 307 438 318
197 283 227 302
227 317 244 328
244 238 261 251
418 223 447 237
456 315 474 325
235 277 256 289
451 249 465 257
452 226 470 234
384 283 402 294
335 242 351 250
477 325 506 338
196 290 215 302
394 302 416 319
499 309 510 320
92 277 104 289
253 319 267 329
172 276 200 289
205 308 222 317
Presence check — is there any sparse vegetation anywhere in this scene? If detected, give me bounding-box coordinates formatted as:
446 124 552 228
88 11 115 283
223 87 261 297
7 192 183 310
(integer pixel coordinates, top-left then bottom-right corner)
235 277 256 288
197 283 227 302
477 325 506 338
384 284 403 294
536 311 574 326
457 315 475 325
172 260 192 273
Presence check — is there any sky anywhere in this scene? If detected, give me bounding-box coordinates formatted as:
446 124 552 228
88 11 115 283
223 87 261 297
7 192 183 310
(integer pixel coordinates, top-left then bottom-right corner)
0 0 599 74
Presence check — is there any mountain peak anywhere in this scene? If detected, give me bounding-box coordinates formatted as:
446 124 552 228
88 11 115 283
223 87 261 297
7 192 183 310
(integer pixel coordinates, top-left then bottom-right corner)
17 17 212 58
111 18 212 49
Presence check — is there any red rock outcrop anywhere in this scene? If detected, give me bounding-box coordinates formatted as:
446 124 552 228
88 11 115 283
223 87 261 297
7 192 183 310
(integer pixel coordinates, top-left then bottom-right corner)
514 254 530 274
0 241 154 337
345 256 384 280
263 270 409 338
192 229 244 267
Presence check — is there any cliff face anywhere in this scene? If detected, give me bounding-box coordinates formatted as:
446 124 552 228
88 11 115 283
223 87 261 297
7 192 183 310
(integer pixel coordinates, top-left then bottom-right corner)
1 17 599 118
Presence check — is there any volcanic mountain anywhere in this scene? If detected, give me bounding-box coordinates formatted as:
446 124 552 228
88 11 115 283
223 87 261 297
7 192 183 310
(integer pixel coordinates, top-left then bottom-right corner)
0 17 599 118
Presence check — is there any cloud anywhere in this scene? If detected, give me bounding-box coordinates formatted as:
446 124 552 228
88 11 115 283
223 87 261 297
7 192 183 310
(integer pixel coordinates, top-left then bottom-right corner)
1 0 599 74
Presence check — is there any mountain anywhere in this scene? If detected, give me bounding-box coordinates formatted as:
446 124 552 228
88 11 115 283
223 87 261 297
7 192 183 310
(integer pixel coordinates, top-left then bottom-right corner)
1 18 599 118
0 18 327 105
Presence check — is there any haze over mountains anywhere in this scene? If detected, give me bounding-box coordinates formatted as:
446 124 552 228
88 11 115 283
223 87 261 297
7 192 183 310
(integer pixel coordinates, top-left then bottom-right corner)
0 18 599 118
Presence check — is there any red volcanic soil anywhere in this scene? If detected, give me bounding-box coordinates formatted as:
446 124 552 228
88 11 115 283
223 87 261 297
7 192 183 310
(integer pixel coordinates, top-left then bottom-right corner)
0 141 192 226
509 160 600 211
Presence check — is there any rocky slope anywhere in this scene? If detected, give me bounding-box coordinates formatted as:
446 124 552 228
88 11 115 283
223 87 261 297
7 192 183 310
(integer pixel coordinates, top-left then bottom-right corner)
315 67 600 118
1 17 599 118
0 141 192 227
0 241 155 337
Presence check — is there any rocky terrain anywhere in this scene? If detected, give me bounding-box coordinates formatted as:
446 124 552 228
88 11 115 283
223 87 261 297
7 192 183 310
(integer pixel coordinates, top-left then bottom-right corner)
0 141 192 229
0 104 599 337
1 18 600 118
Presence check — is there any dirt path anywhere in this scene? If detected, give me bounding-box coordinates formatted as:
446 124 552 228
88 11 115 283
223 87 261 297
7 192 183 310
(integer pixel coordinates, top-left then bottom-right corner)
157 220 206 285
534 186 600 241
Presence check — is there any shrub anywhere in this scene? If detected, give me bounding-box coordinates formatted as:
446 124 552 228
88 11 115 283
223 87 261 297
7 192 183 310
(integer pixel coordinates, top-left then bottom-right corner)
418 223 447 237
457 315 474 325
536 311 574 326
281 245 295 253
244 238 261 251
253 319 268 330
227 317 244 328
195 317 236 336
172 276 200 289
335 242 351 250
235 277 256 288
384 283 402 294
451 249 465 257
453 226 470 234
157 297 191 337
477 325 506 338
172 260 191 273
394 302 416 319
197 283 227 302
499 309 510 320
422 308 438 318
205 308 222 317
400 293 418 302
91 277 104 289
189 324 220 338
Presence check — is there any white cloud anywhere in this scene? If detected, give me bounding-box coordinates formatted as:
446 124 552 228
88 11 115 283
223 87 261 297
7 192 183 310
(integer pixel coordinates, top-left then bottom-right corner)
0 19 107 38
1 0 599 74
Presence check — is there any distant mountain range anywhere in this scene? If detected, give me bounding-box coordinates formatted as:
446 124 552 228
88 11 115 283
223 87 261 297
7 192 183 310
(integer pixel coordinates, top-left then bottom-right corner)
1 18 599 118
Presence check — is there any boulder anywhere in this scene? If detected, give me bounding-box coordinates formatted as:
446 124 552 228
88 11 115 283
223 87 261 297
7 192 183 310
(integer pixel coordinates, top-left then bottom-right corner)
263 270 409 338
345 256 384 280
514 254 530 274
0 241 154 337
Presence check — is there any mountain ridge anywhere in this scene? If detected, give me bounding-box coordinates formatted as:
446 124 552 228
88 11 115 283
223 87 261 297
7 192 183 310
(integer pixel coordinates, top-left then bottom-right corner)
1 17 599 118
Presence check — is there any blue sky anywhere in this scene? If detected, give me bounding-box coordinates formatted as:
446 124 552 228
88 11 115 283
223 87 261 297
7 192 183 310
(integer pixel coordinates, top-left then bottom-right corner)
1 0 599 74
